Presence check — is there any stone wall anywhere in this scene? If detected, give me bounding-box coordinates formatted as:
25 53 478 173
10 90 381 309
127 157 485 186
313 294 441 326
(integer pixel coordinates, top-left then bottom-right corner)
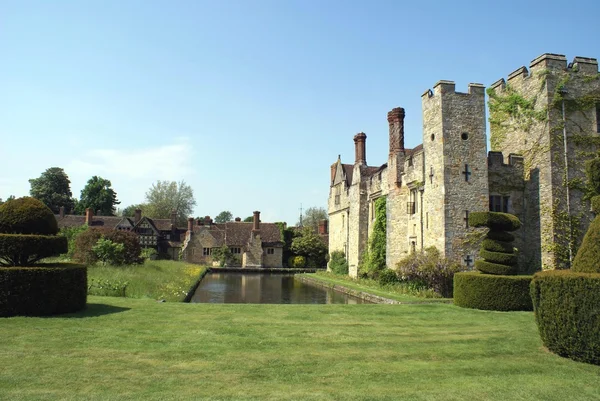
263 247 283 268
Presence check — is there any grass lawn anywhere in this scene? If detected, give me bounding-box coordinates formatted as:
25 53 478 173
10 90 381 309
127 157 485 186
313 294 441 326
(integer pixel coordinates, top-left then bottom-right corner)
87 260 206 302
1 297 599 400
299 272 450 303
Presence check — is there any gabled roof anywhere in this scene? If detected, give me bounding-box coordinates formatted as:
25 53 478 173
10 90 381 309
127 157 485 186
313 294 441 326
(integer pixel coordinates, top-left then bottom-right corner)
133 217 160 235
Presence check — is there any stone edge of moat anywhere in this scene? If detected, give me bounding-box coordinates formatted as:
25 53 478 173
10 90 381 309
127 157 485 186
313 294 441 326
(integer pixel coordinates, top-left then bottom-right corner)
208 267 323 274
295 275 454 305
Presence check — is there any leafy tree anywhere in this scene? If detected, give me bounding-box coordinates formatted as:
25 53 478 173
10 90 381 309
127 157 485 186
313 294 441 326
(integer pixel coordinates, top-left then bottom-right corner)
215 211 233 224
144 180 196 225
243 216 254 222
92 238 125 266
120 204 146 217
290 227 328 268
0 195 15 205
75 176 120 216
297 206 328 232
29 167 75 213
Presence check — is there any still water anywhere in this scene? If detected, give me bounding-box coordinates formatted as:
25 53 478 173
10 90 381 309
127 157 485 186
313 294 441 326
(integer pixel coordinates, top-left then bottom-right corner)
190 272 369 304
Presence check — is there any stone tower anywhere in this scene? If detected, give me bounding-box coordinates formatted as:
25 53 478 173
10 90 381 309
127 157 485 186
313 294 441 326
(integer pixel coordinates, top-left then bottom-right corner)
421 81 488 262
489 54 600 269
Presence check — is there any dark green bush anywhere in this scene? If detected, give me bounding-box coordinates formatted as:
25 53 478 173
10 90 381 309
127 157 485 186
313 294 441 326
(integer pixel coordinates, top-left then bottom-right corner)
0 234 67 266
572 214 600 273
468 212 522 232
378 268 400 286
74 228 141 265
486 231 515 242
530 270 600 365
0 197 58 235
0 263 87 317
474 260 516 275
454 272 533 311
479 249 517 266
329 250 349 275
481 238 513 253
73 228 104 264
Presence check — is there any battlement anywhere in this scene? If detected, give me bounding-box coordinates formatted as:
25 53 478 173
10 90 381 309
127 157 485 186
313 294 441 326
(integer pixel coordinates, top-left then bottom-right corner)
422 81 485 98
490 53 599 93
487 151 524 169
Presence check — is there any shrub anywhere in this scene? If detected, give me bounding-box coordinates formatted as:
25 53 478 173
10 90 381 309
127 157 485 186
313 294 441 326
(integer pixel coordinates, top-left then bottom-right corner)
572 212 600 273
0 234 67 266
59 224 88 258
396 247 464 297
0 197 58 235
328 250 348 275
0 263 87 316
378 268 400 286
92 238 125 265
474 260 516 275
359 197 387 278
288 255 306 268
74 228 141 265
453 272 533 311
478 249 518 266
468 211 521 231
530 270 600 365
591 195 600 214
486 231 515 242
481 238 513 253
141 247 158 260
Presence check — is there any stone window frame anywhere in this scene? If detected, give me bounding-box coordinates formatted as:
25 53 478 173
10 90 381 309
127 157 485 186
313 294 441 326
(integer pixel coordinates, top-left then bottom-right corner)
266 248 275 255
203 247 212 256
489 195 510 213
231 247 241 254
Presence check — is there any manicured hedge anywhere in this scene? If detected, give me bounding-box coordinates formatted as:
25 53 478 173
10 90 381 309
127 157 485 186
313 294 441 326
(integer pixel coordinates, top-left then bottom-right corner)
0 234 67 266
474 260 516 275
481 238 513 254
572 214 600 273
0 197 58 235
486 231 515 242
0 263 87 317
530 270 600 365
454 272 533 311
468 212 522 232
479 249 517 266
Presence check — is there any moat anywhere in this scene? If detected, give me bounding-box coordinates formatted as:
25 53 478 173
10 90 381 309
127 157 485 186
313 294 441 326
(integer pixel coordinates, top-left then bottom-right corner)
190 272 369 304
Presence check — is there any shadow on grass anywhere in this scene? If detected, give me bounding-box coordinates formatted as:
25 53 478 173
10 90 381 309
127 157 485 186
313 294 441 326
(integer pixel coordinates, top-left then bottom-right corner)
48 303 131 319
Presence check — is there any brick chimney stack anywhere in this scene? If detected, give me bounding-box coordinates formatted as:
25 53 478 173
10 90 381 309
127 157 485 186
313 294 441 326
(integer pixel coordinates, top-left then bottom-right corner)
387 107 405 156
134 208 142 224
318 219 328 235
59 206 65 218
187 217 194 232
204 216 211 225
353 132 367 165
170 210 177 225
85 208 93 226
235 217 241 222
252 211 260 231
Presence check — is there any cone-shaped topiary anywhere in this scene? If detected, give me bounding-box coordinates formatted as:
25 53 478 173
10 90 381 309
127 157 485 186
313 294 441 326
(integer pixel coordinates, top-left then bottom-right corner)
0 197 66 266
469 211 521 275
572 195 600 273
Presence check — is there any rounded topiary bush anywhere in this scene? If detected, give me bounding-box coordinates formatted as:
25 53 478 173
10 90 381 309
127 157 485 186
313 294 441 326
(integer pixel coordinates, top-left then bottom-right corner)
454 272 533 311
572 208 600 273
0 197 58 235
530 270 600 365
0 263 87 317
0 197 86 316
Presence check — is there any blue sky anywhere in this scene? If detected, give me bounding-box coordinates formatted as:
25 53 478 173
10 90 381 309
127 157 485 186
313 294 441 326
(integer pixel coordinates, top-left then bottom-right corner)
1 0 599 224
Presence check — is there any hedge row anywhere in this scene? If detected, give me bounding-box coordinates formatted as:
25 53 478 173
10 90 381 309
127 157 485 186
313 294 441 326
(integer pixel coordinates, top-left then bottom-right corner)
454 272 533 311
530 270 600 365
0 263 87 317
468 212 522 231
0 234 68 266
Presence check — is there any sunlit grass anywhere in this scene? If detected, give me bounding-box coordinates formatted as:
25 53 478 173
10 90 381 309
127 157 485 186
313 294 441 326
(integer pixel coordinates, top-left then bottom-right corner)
1 297 599 400
87 260 207 301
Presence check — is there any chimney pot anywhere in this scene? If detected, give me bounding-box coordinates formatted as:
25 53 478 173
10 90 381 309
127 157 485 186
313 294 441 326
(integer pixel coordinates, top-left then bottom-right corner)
235 217 241 222
134 208 142 224
388 107 406 155
252 211 260 231
353 132 367 165
187 217 194 231
171 210 177 225
318 219 329 235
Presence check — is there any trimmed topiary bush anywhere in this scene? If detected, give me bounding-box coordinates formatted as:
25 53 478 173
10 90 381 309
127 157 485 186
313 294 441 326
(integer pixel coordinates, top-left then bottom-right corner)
572 201 600 273
530 270 600 365
455 211 532 311
454 272 533 311
0 263 87 317
0 197 87 316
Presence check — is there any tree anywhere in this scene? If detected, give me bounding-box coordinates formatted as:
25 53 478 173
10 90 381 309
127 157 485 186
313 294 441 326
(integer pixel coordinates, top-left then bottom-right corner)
0 195 15 205
120 204 146 217
144 180 196 225
29 167 75 213
215 211 233 224
75 176 120 216
290 227 328 268
243 216 253 222
297 206 328 232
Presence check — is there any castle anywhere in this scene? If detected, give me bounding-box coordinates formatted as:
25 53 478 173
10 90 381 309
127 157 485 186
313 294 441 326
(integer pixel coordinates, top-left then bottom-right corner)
328 53 600 276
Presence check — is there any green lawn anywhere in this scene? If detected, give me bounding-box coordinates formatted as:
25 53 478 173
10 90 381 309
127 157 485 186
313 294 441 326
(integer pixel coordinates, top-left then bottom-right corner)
1 297 599 400
87 260 207 301
299 272 449 303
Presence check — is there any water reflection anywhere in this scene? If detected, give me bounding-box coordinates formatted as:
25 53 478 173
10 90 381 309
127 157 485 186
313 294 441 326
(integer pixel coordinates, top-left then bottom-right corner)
190 273 369 304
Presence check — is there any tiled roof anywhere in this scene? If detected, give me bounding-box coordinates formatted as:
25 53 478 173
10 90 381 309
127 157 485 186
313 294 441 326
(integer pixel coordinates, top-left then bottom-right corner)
406 144 423 156
191 222 282 247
